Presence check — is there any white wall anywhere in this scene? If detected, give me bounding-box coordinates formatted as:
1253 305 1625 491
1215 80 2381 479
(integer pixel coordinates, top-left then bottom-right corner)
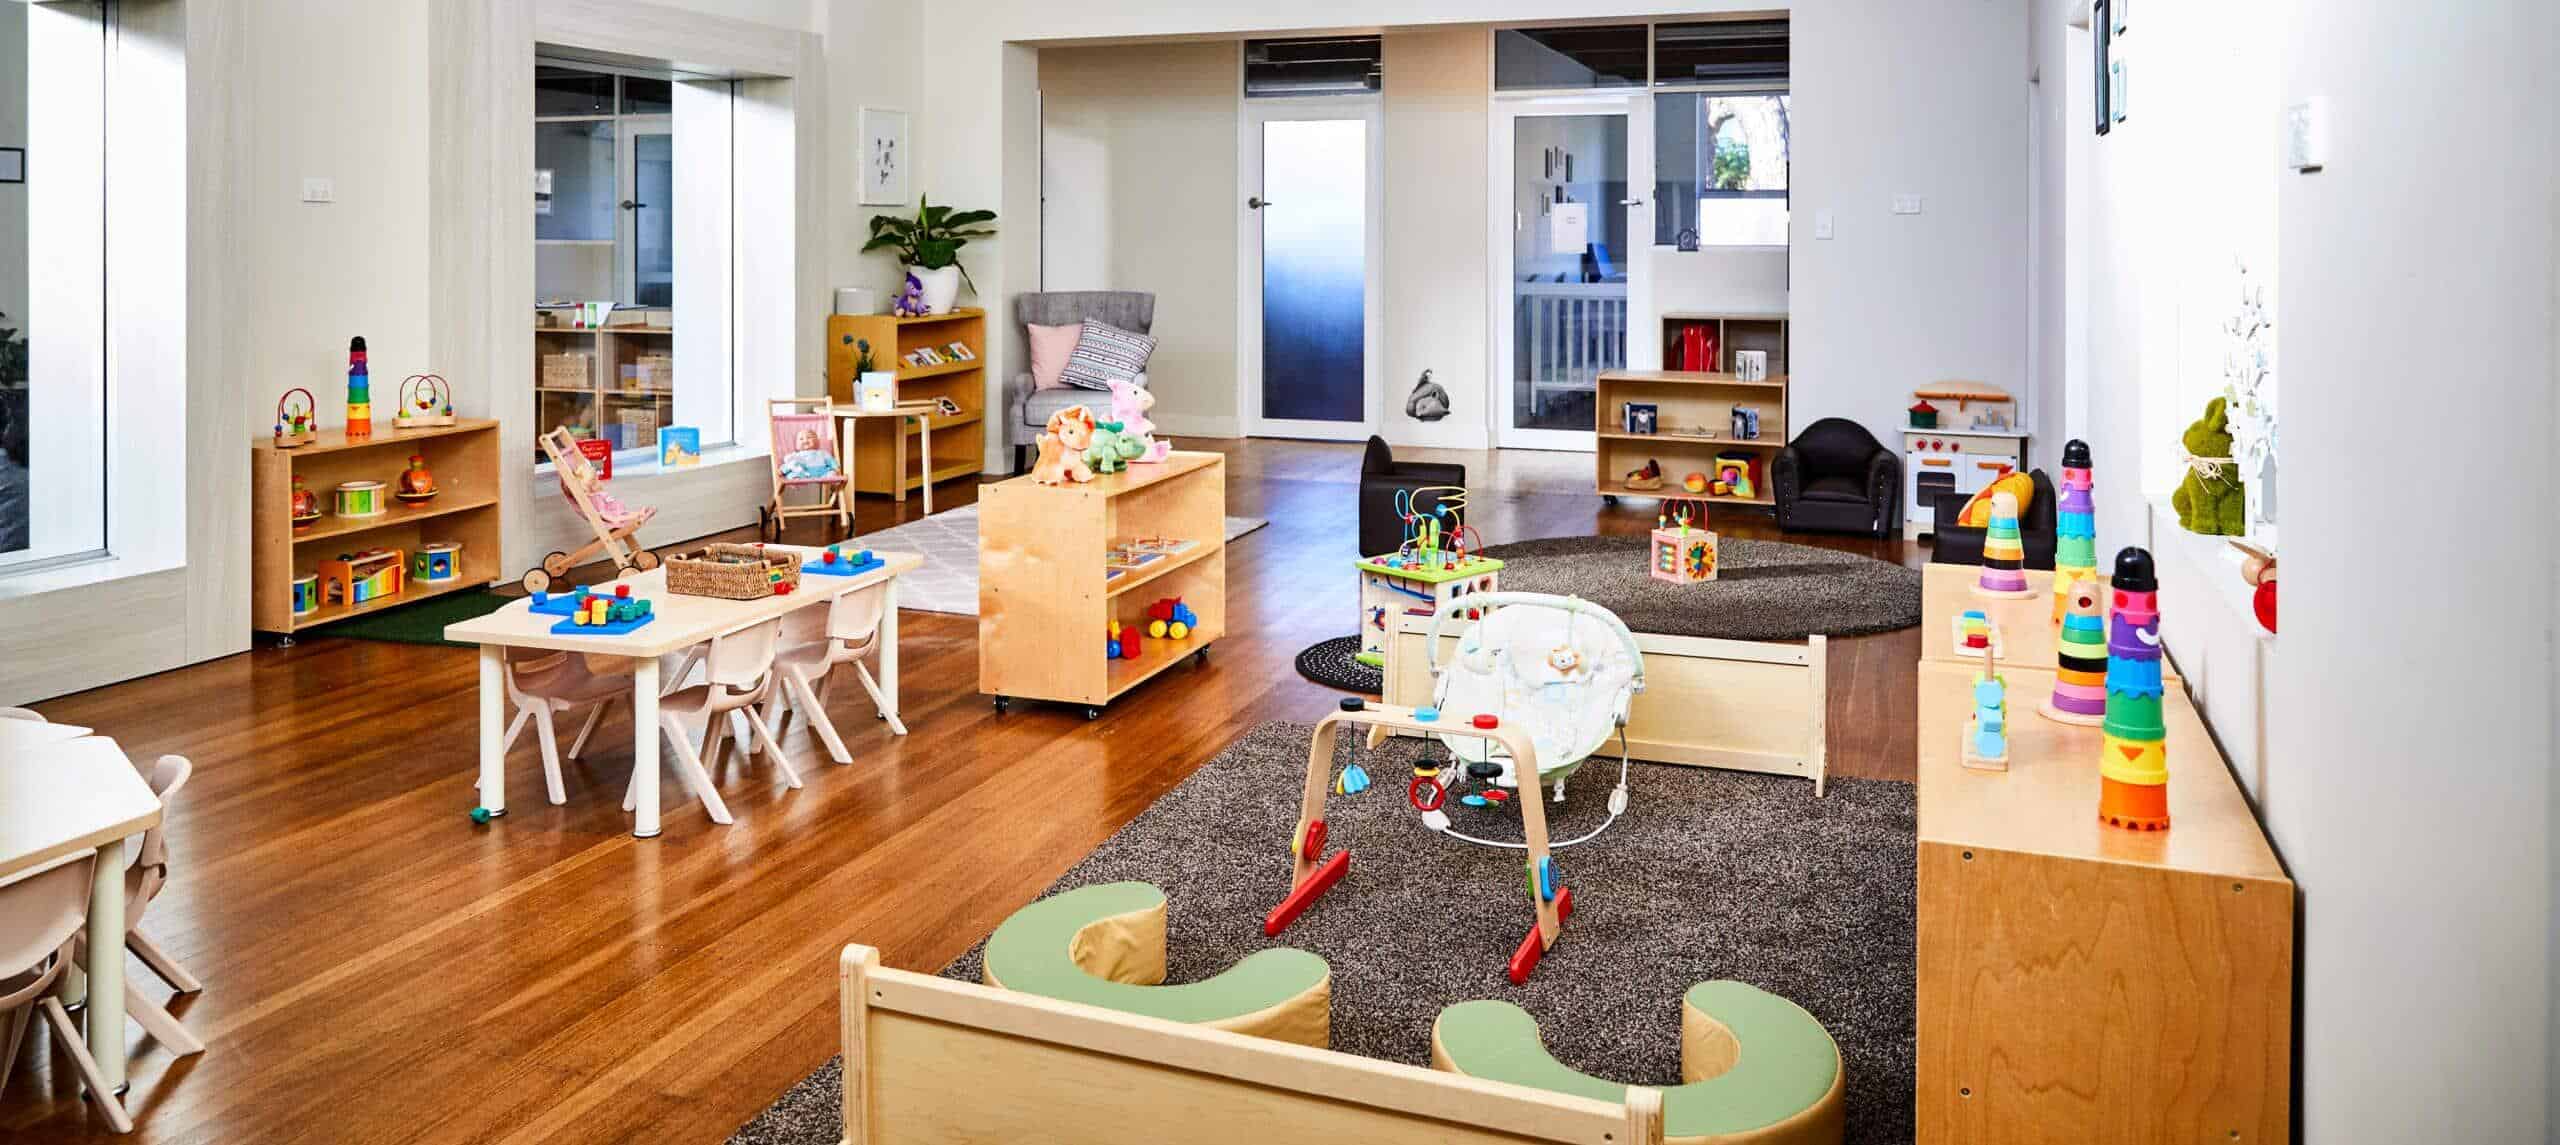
1380 27 1492 449
1037 41 1243 437
2272 1 2556 1139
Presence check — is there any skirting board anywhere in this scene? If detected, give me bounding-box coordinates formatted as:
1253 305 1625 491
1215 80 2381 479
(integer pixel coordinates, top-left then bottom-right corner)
840 944 1664 1145
1382 615 1828 795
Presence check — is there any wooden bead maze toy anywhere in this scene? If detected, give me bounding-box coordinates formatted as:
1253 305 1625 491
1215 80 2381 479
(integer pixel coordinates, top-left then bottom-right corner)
394 373 456 428
273 388 318 448
1354 485 1501 668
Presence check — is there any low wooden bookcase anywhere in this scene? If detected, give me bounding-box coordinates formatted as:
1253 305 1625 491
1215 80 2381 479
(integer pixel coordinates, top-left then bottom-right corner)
826 308 986 501
978 452 1223 716
250 420 504 636
1592 368 1789 506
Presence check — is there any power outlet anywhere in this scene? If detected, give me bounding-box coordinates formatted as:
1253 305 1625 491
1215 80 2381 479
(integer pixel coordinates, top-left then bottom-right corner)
1890 194 1924 216
301 177 336 204
1813 209 1835 240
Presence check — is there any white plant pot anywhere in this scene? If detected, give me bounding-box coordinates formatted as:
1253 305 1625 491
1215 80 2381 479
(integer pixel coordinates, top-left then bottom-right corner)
910 265 963 314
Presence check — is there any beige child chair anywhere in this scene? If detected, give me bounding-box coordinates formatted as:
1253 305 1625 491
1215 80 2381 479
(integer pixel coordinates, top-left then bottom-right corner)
0 854 132 1132
500 649 632 805
78 755 206 1060
0 708 41 721
761 583 903 764
624 619 794 826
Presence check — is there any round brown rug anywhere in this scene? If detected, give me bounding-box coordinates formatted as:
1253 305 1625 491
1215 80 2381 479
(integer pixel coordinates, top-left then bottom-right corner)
1472 535 1920 641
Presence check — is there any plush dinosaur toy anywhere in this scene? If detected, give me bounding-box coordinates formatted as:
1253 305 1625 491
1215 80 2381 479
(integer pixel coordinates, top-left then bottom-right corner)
2170 396 2247 535
1032 406 1097 485
1083 419 1148 475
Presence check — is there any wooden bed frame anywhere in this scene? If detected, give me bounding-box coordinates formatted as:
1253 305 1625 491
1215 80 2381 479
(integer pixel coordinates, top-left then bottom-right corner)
839 945 1671 1145
1381 614 1830 794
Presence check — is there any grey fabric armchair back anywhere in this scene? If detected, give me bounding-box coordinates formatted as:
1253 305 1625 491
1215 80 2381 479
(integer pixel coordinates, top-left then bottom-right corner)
1005 291 1159 462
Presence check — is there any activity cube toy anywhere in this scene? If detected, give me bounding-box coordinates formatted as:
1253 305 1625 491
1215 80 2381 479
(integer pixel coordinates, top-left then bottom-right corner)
413 541 461 584
1354 555 1501 666
1649 501 1718 584
2097 547 2169 830
290 573 319 617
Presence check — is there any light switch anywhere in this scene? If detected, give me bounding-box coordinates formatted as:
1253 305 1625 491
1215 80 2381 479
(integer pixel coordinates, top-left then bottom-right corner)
2285 98 2326 172
301 177 335 204
1813 209 1835 240
1891 194 1924 216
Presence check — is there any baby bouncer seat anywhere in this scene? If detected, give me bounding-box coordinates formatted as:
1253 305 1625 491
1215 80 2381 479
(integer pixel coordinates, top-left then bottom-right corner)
1421 592 1645 849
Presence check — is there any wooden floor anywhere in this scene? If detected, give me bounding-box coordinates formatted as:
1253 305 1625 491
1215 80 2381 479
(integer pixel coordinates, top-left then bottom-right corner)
0 438 1923 1144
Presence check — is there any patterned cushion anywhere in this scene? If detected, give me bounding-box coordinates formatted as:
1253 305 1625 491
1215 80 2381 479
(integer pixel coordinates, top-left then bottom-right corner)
1058 320 1155 391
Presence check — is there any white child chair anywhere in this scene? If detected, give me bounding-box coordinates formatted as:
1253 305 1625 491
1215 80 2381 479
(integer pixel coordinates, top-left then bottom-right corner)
500 649 632 805
626 619 793 825
81 754 206 1059
761 582 902 763
0 708 41 722
0 855 132 1132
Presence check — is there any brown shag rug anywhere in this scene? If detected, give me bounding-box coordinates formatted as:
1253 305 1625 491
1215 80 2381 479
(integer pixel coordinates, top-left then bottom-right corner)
1473 535 1921 641
730 721 1916 1145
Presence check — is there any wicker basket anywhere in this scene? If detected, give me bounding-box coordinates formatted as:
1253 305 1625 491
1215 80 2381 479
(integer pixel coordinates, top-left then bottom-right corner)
665 544 802 600
542 353 592 388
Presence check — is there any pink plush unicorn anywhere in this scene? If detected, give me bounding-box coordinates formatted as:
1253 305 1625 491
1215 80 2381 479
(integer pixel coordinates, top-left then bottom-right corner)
1109 378 1172 463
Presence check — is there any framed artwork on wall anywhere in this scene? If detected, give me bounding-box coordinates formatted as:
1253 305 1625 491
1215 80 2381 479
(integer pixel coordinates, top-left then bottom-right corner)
2092 0 2112 136
859 107 908 206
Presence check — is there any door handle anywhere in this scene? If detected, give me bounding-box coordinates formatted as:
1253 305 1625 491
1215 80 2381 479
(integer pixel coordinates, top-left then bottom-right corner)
621 199 647 211
1619 198 1647 207
1247 196 1272 210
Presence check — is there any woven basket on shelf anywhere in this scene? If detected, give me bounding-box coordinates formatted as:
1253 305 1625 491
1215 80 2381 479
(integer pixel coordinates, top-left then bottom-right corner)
665 543 801 600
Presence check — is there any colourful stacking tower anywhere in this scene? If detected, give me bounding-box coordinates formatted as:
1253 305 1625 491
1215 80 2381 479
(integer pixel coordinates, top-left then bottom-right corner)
1961 642 2009 771
2096 547 2168 830
1973 489 2033 597
2041 575 2108 725
345 335 373 439
2051 439 2098 622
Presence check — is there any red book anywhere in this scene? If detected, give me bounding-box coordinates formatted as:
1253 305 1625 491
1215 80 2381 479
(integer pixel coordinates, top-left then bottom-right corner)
575 436 613 480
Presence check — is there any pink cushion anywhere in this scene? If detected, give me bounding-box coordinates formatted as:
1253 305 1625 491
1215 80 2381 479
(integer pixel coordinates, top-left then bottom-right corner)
1028 323 1082 391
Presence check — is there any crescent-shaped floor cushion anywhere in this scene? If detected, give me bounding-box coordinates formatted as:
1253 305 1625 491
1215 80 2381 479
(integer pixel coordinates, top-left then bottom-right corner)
982 881 1331 1047
1431 981 1843 1144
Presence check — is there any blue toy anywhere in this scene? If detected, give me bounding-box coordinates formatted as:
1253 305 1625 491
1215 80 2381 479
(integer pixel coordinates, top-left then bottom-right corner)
1413 705 1440 722
549 588 655 636
803 545 885 578
528 586 594 616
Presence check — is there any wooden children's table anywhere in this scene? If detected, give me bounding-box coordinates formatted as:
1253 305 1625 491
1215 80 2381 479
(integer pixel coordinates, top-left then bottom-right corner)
445 546 922 837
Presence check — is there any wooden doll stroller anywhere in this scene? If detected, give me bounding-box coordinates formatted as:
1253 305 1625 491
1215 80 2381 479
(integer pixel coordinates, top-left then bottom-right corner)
523 426 661 592
759 398 850 540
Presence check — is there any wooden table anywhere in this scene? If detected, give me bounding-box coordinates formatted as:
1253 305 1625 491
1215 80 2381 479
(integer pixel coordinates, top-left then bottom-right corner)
830 401 939 523
445 547 922 837
0 734 161 1117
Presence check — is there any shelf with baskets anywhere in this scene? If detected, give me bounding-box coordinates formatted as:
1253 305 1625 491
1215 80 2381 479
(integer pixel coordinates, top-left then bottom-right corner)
250 419 504 635
535 310 675 463
826 308 986 501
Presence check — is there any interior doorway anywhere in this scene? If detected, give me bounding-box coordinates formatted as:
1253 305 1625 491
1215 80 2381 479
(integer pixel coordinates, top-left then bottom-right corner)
1240 96 1383 441
1492 95 1649 451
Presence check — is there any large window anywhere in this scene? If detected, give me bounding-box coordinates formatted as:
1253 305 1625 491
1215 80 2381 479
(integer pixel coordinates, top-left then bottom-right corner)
1494 25 1648 91
1651 20 1790 249
0 1 108 572
533 61 729 467
1244 37 1380 98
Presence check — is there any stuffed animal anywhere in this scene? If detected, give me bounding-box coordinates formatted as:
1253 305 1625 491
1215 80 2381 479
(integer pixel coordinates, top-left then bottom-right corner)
1033 406 1097 485
1107 379 1171 463
2170 396 2247 535
892 272 928 318
1084 419 1147 475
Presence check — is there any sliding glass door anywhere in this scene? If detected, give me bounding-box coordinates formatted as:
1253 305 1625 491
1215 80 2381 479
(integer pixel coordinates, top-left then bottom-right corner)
1492 96 1650 451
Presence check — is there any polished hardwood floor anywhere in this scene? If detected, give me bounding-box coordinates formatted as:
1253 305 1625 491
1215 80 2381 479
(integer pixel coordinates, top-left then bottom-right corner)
0 439 1923 1144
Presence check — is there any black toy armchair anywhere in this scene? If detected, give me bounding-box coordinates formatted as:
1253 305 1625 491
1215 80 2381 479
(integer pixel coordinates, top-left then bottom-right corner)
1772 418 1901 539
1929 469 2058 569
1359 436 1466 558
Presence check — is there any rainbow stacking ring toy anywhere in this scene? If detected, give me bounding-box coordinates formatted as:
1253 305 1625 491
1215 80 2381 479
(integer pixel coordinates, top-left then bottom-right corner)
1973 489 2034 597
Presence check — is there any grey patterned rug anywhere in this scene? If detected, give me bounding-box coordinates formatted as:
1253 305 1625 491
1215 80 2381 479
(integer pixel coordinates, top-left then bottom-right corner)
854 505 1269 615
731 721 1917 1145
1475 535 1921 641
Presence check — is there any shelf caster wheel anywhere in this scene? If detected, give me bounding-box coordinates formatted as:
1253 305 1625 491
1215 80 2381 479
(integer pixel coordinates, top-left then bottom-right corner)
1084 707 1102 721
1603 494 1619 506
1192 649 1209 667
992 695 1011 713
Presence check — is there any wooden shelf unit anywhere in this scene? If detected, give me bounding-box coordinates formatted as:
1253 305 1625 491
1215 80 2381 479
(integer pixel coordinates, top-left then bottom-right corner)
534 311 674 461
977 451 1224 710
250 420 505 635
1913 568 2291 1144
1592 365 1789 505
827 308 987 499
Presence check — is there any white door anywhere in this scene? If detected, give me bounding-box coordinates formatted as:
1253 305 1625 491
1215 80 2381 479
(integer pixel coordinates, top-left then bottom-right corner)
617 114 673 308
1240 97 1383 441
1490 95 1651 451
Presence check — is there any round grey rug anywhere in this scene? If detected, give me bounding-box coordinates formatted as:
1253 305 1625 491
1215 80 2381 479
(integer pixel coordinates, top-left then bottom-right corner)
1474 535 1920 640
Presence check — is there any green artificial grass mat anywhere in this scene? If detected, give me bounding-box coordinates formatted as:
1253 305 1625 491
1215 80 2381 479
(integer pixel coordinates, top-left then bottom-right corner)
314 588 511 647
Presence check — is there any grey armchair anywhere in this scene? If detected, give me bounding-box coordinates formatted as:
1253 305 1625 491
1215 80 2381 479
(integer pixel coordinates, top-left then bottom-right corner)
1007 291 1156 472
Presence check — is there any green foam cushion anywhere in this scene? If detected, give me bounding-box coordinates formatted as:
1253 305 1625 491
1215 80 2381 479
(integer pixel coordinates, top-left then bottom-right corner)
1435 982 1839 1138
984 881 1328 1025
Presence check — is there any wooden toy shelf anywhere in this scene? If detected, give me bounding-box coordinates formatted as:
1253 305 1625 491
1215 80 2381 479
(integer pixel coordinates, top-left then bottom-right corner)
250 419 504 636
977 451 1224 714
534 311 674 460
1913 568 2292 1144
827 308 987 502
1593 366 1789 506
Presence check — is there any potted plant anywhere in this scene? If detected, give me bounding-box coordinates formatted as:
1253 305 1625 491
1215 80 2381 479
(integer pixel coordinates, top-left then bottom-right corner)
854 338 897 412
864 196 996 315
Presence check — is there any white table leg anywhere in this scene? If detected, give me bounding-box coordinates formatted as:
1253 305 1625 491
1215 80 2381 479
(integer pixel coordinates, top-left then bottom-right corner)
919 416 933 516
632 657 662 838
86 838 127 1094
879 578 904 734
478 644 506 818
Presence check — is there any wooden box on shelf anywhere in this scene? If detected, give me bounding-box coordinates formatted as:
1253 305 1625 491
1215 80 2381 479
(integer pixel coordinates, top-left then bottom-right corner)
825 308 986 502
977 451 1224 712
250 419 504 636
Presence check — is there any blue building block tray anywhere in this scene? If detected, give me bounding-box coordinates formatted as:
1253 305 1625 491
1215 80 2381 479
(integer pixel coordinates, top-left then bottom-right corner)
528 589 599 616
802 551 884 577
550 612 657 637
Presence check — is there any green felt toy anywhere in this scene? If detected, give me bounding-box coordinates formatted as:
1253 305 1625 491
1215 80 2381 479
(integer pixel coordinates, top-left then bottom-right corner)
2171 396 2247 535
1084 419 1147 475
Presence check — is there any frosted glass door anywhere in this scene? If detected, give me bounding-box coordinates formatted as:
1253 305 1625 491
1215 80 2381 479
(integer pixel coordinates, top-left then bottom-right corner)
1259 119 1366 424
